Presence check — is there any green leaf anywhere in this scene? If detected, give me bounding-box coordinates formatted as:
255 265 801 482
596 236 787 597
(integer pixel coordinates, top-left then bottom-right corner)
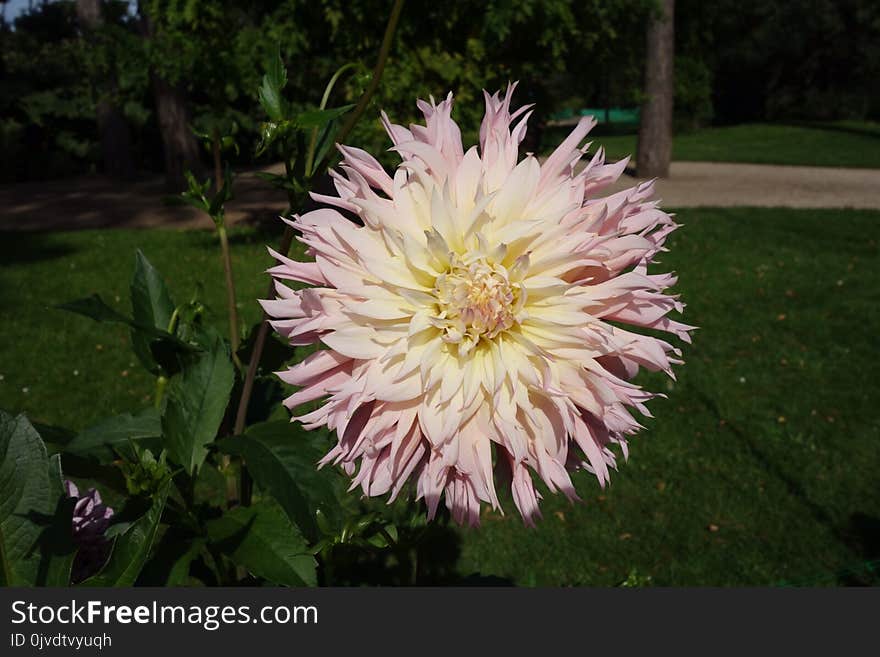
162 330 235 474
294 104 355 130
237 326 296 374
259 48 287 121
220 135 239 155
217 421 337 543
252 169 299 193
207 502 316 586
131 250 174 333
164 193 209 212
33 422 76 450
56 294 130 324
311 120 340 176
208 166 234 219
82 482 170 587
255 121 289 156
58 454 129 499
56 294 196 367
41 455 77 586
131 251 176 375
137 528 205 586
0 412 75 586
65 408 161 461
164 540 204 586
265 47 288 93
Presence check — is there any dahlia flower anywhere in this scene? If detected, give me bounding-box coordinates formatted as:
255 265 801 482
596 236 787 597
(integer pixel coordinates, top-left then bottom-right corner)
263 84 693 526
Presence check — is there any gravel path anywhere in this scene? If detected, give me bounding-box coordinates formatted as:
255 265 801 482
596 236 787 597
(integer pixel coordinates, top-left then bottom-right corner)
1 161 879 232
607 161 880 209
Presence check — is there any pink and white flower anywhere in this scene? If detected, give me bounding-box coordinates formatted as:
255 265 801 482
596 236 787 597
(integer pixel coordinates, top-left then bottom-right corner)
262 84 693 526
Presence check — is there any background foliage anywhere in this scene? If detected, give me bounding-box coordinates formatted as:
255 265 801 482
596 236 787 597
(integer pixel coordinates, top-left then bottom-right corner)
4 0 878 182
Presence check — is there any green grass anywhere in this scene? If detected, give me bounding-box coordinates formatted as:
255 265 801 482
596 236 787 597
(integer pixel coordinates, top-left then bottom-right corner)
545 121 880 168
0 228 275 430
1 208 879 586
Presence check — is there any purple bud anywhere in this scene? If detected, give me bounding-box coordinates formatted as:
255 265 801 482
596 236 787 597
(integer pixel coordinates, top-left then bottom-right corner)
65 480 114 583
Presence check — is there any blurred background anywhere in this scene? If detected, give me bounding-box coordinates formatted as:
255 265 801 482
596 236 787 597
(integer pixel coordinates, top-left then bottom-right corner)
1 0 878 586
2 0 879 188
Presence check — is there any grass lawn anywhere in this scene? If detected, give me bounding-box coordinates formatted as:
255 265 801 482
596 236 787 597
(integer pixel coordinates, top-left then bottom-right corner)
1 208 879 585
544 121 880 169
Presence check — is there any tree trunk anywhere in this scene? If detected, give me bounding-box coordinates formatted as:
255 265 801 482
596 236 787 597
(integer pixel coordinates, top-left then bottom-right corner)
636 0 675 178
153 76 201 191
138 10 201 191
75 0 135 179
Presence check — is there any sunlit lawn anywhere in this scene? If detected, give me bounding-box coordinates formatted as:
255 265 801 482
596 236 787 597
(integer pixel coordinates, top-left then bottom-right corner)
1 207 878 585
543 121 880 169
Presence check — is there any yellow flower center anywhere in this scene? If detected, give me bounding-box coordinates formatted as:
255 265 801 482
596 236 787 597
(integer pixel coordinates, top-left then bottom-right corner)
433 254 522 354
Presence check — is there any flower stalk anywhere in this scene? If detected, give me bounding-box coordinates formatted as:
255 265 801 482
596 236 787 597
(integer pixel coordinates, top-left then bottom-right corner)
216 223 241 364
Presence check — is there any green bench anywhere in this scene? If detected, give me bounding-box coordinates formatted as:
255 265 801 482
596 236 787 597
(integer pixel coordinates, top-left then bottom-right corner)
548 107 640 126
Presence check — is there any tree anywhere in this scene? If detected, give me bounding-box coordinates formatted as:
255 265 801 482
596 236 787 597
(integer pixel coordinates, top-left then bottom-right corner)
138 5 201 191
151 73 201 190
637 0 674 178
75 0 135 179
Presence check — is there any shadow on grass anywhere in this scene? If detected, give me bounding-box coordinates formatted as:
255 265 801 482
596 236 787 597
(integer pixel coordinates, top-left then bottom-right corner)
694 388 880 586
838 514 880 586
0 232 80 313
0 231 78 266
784 121 880 140
326 519 514 586
229 209 290 238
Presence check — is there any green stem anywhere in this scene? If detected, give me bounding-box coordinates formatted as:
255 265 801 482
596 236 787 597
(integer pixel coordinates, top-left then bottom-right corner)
305 62 359 176
410 545 418 586
212 128 223 191
216 223 242 368
154 376 168 410
153 308 179 408
217 221 242 506
334 0 405 149
234 225 295 442
166 307 180 334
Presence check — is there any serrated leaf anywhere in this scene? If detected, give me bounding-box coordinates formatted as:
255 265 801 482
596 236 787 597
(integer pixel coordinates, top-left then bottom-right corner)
65 408 161 461
207 502 316 586
265 47 287 92
162 330 235 474
217 421 337 543
0 412 75 586
81 482 170 587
